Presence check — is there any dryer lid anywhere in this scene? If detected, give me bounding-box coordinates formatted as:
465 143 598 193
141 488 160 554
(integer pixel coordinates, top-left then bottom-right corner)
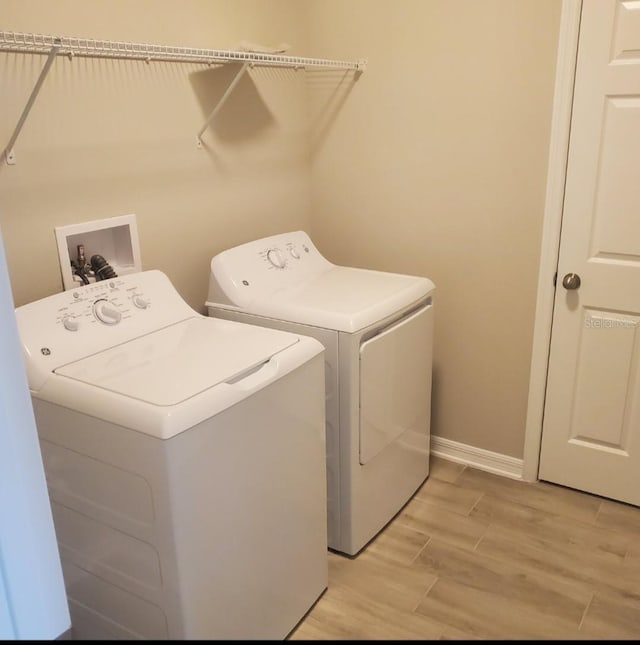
236 266 434 332
54 317 298 406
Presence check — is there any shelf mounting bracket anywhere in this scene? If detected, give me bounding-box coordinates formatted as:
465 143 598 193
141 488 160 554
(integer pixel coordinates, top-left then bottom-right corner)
4 38 61 165
196 62 250 146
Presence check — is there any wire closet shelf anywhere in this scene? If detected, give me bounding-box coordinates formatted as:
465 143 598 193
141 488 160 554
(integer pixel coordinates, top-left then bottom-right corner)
0 30 365 164
0 30 366 70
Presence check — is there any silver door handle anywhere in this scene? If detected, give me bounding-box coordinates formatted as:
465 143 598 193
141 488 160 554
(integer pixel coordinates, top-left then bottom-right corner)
562 273 581 290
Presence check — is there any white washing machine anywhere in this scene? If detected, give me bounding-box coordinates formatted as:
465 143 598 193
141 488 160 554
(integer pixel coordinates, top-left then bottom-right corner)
14 269 328 640
206 231 435 556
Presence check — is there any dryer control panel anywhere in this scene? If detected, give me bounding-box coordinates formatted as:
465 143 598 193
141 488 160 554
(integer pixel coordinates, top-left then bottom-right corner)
264 238 308 269
207 230 334 309
15 270 196 392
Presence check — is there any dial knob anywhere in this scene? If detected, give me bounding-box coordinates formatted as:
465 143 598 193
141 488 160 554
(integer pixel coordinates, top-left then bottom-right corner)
93 299 122 325
289 247 300 259
132 294 150 309
267 248 287 269
62 316 79 332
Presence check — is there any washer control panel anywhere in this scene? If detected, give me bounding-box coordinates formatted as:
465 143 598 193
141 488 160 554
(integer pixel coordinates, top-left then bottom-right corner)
15 270 197 391
53 278 152 332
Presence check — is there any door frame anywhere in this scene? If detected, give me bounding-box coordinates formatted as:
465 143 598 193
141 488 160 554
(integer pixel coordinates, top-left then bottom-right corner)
522 0 583 482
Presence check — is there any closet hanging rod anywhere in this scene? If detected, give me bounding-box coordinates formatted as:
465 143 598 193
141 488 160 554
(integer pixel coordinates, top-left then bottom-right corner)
0 30 366 71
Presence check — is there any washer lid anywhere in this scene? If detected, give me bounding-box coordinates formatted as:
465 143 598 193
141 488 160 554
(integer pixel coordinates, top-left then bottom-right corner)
240 266 435 332
54 317 298 406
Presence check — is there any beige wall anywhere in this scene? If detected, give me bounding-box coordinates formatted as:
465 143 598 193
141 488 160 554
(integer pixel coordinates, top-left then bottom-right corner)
0 0 312 310
1 1 562 461
306 0 562 459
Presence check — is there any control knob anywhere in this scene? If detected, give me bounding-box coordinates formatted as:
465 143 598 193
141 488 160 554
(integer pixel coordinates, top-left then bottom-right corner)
132 294 150 309
93 299 122 325
267 248 287 269
62 316 79 332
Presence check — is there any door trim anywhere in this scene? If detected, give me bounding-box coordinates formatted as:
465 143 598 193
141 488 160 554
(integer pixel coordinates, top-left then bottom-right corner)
522 0 583 481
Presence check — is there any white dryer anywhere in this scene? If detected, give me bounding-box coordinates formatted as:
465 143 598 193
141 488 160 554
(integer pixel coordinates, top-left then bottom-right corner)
206 231 435 555
14 269 328 640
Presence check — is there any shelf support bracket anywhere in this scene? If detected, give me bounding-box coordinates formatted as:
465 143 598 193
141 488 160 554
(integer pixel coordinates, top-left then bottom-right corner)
4 39 61 165
196 62 250 146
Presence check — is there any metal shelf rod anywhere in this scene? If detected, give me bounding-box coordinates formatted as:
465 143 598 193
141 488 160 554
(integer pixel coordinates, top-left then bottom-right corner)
3 38 60 165
197 62 250 143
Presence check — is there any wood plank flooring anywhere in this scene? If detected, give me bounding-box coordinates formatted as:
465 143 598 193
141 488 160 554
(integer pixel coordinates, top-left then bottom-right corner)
289 456 640 640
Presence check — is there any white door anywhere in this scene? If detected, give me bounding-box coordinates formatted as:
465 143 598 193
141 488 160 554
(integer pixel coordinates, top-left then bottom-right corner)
538 0 640 505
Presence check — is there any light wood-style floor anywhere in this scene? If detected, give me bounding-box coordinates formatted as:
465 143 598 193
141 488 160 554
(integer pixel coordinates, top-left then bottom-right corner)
289 456 640 640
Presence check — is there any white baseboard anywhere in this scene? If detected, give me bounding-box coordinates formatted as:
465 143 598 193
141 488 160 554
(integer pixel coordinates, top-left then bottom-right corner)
431 435 524 480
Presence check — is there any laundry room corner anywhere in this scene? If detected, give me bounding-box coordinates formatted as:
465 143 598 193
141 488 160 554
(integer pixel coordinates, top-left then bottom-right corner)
304 0 563 470
0 0 314 312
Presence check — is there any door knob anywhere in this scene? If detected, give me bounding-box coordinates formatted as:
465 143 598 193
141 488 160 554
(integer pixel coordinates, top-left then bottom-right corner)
562 272 581 290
